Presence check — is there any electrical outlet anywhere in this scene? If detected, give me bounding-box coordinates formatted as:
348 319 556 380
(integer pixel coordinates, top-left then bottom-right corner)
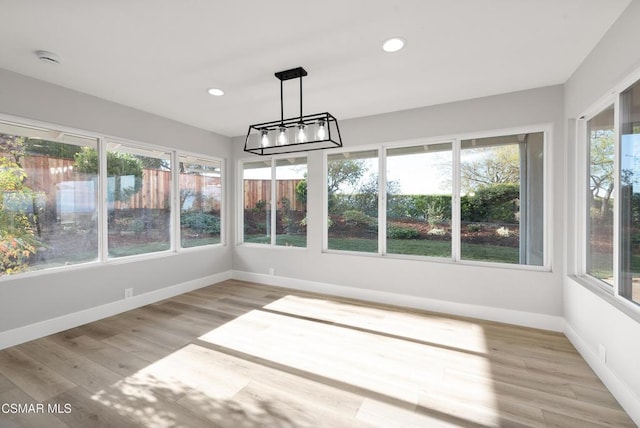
125 288 133 299
598 344 607 363
269 267 275 276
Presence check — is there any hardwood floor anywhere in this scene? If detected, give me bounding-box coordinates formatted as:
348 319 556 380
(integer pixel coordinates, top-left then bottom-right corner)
0 280 635 427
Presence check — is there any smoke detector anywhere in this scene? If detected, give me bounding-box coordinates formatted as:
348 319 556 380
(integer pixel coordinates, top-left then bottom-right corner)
35 50 61 64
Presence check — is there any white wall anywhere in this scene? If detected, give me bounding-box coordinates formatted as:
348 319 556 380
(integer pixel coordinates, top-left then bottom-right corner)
564 0 640 422
232 85 566 329
0 69 232 341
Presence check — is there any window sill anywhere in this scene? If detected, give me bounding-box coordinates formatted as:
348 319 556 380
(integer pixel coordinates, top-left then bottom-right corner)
237 242 308 250
322 249 551 272
569 275 640 324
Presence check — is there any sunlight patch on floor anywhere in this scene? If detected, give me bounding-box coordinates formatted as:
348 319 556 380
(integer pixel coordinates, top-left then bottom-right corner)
197 304 499 426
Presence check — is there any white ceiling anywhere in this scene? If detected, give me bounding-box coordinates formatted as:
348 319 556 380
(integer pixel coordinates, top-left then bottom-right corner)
0 0 631 137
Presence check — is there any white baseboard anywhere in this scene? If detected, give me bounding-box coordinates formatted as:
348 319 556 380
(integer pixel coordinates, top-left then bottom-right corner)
564 322 640 426
232 271 564 332
0 270 232 350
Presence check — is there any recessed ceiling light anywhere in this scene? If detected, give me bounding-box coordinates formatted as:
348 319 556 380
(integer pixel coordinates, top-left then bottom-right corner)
382 37 406 53
207 88 224 96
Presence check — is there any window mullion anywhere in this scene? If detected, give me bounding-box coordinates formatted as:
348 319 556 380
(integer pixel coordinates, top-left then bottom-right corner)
271 159 277 246
171 150 179 252
576 118 588 276
452 139 461 261
379 148 386 255
322 153 329 251
613 95 621 298
220 159 226 246
99 137 109 262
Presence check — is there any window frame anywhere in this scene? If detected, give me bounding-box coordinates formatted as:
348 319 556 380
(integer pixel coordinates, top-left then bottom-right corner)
577 95 619 295
323 147 381 256
104 139 175 260
176 152 225 251
237 154 308 248
322 125 551 271
0 113 224 281
576 66 640 318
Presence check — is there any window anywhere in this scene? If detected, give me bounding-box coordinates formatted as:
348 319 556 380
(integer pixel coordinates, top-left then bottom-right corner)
325 132 546 267
460 133 544 266
178 156 222 248
0 121 99 275
579 76 640 309
106 142 172 258
386 143 452 258
620 80 640 305
275 158 307 247
586 106 615 285
327 150 379 253
0 116 224 278
242 160 272 244
241 157 307 247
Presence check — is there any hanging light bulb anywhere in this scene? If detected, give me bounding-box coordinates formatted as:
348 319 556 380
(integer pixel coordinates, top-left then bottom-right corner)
277 126 288 146
296 123 307 144
260 130 270 147
316 120 326 140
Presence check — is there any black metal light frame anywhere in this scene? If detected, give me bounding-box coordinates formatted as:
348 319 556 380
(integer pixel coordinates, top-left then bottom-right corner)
244 67 343 156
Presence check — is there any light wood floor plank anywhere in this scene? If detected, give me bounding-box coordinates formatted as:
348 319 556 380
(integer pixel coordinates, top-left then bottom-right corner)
0 280 634 427
0 388 70 428
0 348 75 402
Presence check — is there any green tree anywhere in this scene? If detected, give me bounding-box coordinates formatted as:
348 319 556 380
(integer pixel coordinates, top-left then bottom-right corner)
0 156 39 275
589 130 615 221
328 159 366 195
74 148 143 202
327 159 367 214
295 179 307 205
461 145 520 193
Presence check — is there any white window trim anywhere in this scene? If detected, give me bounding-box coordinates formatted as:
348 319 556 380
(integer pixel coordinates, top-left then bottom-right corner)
176 151 225 250
576 96 618 295
573 65 640 321
237 154 308 248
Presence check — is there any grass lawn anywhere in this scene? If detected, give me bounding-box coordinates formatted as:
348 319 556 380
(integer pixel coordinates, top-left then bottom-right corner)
181 237 221 248
109 242 170 257
588 251 640 282
328 237 521 264
244 234 307 247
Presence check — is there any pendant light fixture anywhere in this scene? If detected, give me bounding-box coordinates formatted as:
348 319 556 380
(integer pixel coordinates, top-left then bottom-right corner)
244 67 342 155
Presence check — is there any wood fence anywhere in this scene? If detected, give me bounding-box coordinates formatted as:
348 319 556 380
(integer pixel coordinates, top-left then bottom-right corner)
243 179 305 211
7 155 304 212
17 156 221 211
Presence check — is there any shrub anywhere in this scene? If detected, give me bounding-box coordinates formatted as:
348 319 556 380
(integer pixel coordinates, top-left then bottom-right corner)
461 183 519 223
427 227 446 236
181 212 221 234
466 223 483 232
387 194 452 221
128 218 145 233
253 200 267 214
0 231 38 275
342 210 377 228
295 179 307 205
299 216 332 229
387 225 420 239
0 156 40 275
496 226 510 237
